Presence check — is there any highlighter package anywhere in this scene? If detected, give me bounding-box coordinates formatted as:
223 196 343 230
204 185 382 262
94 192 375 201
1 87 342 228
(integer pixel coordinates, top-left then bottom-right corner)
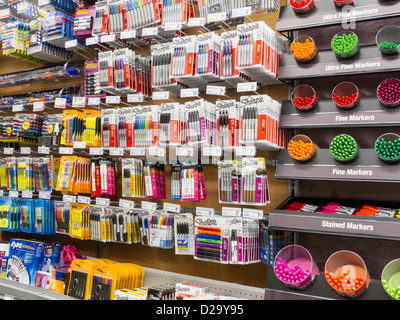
19 198 35 234
83 109 102 147
0 196 14 232
56 156 77 194
61 110 85 146
5 157 17 190
16 157 34 191
54 201 70 234
69 202 91 240
6 238 46 286
33 157 53 192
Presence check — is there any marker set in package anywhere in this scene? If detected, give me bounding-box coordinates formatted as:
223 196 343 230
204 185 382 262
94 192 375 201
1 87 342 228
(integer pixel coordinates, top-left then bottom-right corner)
218 158 270 206
171 162 207 202
194 216 260 265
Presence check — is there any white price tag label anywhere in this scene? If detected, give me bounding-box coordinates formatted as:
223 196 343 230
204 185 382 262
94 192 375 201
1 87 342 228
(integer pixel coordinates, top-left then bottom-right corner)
196 207 214 216
65 39 77 49
202 146 222 157
187 17 205 27
90 147 104 155
206 85 226 96
101 34 116 43
87 97 100 105
63 195 76 203
237 82 258 92
12 104 24 112
72 96 86 108
142 27 158 36
235 146 256 156
142 201 157 210
207 12 227 23
222 207 242 217
163 202 181 213
39 191 51 199
86 36 99 46
164 22 182 31
0 8 10 19
130 148 146 156
119 199 135 209
22 190 33 198
20 147 31 155
4 148 13 155
17 2 28 13
180 88 199 98
152 91 170 100
231 6 252 18
242 208 263 219
54 98 66 109
38 0 50 6
59 147 73 155
8 190 18 198
38 146 50 154
148 147 165 157
0 190 4 196
106 96 121 104
120 30 137 39
96 197 110 206
33 101 44 111
176 147 194 157
127 94 144 103
109 148 123 156
77 195 91 204
73 141 87 149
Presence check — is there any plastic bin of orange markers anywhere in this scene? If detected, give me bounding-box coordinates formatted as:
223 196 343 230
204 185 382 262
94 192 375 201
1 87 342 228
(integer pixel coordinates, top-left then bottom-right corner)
288 134 317 161
290 36 318 63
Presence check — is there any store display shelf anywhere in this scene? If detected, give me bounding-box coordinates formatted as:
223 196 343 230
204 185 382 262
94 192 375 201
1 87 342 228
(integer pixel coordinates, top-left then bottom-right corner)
276 149 400 183
265 272 388 300
276 0 400 33
279 96 400 129
278 45 399 81
0 277 76 300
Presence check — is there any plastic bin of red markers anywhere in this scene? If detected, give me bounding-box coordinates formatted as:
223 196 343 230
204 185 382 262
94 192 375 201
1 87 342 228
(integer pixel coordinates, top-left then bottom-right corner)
290 0 315 14
291 84 318 111
273 245 320 289
324 250 371 298
333 0 355 8
332 82 360 110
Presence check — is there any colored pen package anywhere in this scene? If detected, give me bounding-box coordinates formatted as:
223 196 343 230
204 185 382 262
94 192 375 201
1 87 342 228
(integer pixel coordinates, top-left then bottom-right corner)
6 238 46 286
92 1 110 36
132 105 159 148
195 32 221 81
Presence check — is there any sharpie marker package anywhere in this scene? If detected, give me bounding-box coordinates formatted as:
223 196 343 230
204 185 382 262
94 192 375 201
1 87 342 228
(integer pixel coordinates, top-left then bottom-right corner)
124 0 161 30
92 1 110 36
98 51 115 90
0 196 14 232
174 213 194 255
195 32 221 81
101 108 118 148
151 42 175 88
159 103 182 146
171 35 196 78
6 238 46 286
185 99 216 146
113 48 135 93
220 30 240 80
218 160 241 204
216 99 239 149
131 105 159 148
240 157 269 206
116 107 134 148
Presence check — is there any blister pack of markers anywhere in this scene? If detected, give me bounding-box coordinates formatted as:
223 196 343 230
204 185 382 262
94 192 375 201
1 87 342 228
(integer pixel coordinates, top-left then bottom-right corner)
216 99 240 149
158 103 183 147
138 210 174 249
174 213 194 255
195 32 221 82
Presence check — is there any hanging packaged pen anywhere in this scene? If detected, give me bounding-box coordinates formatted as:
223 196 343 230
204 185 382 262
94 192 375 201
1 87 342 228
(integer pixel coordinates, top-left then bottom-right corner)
40 114 63 147
99 157 117 200
19 198 35 233
92 1 110 36
98 51 115 90
116 107 134 149
5 157 17 191
91 158 101 198
56 156 77 194
159 103 183 147
113 48 135 93
0 196 13 232
83 109 102 147
61 110 85 146
145 211 174 249
218 160 241 204
241 157 269 206
32 157 52 192
124 0 161 30
185 99 216 146
54 201 69 234
174 213 194 255
74 6 95 39
151 42 179 92
84 61 106 99
171 35 196 79
195 32 221 81
69 202 91 240
171 163 182 200
101 109 117 149
132 105 159 148
216 99 240 149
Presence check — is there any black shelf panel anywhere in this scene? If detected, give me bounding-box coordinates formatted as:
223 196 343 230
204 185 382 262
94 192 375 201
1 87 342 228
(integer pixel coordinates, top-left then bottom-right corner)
276 0 400 33
265 273 388 300
278 45 400 81
269 209 400 241
276 149 400 183
279 96 400 129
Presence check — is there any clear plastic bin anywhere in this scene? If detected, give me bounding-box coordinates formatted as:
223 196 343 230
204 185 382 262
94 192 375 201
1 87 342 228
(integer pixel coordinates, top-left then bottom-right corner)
332 82 360 110
376 25 400 55
330 134 358 162
377 78 400 108
291 84 318 111
288 134 317 161
331 31 359 59
375 133 400 163
290 36 318 63
290 0 315 14
381 258 400 300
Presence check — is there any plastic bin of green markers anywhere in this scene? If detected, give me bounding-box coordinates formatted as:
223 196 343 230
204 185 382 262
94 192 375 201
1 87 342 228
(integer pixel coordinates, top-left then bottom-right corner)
331 31 360 59
375 133 400 163
381 258 400 300
330 134 358 162
325 250 371 298
332 0 355 7
376 25 400 55
273 245 319 290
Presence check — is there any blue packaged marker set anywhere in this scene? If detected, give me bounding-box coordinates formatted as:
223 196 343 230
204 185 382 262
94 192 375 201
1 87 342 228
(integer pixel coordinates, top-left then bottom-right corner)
6 238 46 286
